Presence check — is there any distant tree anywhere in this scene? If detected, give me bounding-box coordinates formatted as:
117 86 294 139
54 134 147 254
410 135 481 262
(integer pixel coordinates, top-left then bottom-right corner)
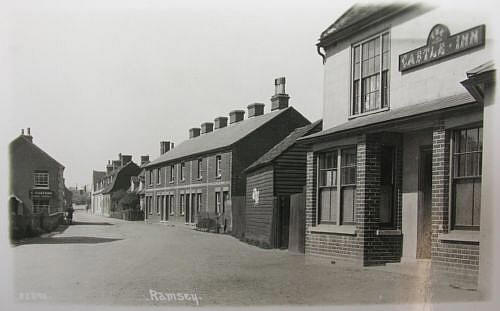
118 193 139 211
111 189 127 204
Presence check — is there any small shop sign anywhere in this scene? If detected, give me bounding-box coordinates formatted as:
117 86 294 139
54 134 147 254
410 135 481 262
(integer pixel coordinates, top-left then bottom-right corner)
399 24 485 72
30 189 53 199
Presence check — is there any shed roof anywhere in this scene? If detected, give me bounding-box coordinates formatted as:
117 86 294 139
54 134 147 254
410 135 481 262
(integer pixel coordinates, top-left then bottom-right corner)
146 107 296 167
246 120 322 172
300 92 476 143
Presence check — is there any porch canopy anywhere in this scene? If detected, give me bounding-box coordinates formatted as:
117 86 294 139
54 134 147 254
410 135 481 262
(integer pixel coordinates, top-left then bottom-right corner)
299 92 480 144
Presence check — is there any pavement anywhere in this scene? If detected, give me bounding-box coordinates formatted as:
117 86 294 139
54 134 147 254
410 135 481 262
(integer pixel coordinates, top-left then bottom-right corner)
11 210 482 307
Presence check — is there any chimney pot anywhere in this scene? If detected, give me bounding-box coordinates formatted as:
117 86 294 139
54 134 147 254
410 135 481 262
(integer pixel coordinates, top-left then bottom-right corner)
189 128 201 139
201 122 214 134
229 110 245 124
27 128 31 136
247 103 265 118
121 154 132 165
214 117 228 129
271 77 290 111
21 129 24 135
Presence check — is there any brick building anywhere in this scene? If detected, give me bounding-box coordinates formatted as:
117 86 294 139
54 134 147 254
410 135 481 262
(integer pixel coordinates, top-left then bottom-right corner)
91 154 141 217
244 120 322 249
9 128 67 238
143 78 310 238
299 3 494 289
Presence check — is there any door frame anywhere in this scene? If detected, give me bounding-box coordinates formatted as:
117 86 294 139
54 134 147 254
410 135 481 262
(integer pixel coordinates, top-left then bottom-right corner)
417 145 433 259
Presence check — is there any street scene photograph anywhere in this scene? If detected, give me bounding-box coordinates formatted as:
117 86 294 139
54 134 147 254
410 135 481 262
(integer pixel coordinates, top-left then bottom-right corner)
2 0 499 310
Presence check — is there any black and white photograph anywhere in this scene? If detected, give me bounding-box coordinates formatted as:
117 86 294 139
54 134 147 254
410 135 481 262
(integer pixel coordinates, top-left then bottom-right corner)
1 0 499 310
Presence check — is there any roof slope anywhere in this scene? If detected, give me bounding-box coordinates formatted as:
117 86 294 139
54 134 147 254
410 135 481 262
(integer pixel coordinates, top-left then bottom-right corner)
102 161 140 194
146 107 296 167
246 120 322 172
10 135 65 168
301 92 476 142
318 2 417 47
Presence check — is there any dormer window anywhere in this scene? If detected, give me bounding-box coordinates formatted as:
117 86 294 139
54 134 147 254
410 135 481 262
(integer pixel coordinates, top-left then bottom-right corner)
351 31 390 117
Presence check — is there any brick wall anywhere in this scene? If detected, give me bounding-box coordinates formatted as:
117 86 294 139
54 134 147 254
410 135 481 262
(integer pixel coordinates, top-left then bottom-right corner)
431 125 480 287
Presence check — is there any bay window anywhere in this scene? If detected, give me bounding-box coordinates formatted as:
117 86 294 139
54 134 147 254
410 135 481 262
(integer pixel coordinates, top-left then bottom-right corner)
318 147 357 225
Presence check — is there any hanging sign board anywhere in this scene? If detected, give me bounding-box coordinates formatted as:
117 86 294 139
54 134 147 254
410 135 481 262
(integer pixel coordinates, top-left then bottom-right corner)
399 24 485 72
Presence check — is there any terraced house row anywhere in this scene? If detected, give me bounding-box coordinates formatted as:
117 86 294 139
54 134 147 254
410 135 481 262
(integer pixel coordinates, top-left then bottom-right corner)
89 2 495 293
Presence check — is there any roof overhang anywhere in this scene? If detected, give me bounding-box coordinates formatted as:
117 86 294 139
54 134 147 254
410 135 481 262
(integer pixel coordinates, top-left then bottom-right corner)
461 62 496 104
299 93 479 144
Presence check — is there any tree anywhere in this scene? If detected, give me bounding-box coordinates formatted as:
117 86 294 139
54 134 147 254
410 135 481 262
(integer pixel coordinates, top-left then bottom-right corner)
118 193 139 211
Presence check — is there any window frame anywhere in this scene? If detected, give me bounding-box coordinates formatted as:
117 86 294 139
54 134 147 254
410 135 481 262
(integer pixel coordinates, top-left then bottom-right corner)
450 126 483 231
156 168 161 185
215 191 222 215
196 158 203 180
215 155 222 178
317 146 357 226
180 194 185 215
33 171 50 189
32 199 49 214
350 30 391 118
169 165 175 183
180 162 186 182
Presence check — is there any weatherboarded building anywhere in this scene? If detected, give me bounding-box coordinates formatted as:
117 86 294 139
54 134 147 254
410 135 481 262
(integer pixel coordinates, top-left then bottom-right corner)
299 2 494 289
143 78 310 238
244 120 322 249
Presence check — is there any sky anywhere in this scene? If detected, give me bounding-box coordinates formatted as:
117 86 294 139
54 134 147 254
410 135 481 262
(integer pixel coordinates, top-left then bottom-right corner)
1 0 495 188
2 0 355 188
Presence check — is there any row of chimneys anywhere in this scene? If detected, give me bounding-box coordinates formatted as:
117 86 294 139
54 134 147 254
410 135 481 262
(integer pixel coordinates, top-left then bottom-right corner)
104 153 151 174
188 77 289 139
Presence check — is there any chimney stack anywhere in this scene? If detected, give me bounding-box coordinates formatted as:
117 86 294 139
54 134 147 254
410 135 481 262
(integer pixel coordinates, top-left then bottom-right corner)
247 103 265 118
229 110 245 124
160 141 173 155
112 160 121 170
201 122 214 134
214 117 228 129
106 160 113 174
271 77 290 111
141 155 150 165
121 155 132 165
189 128 201 139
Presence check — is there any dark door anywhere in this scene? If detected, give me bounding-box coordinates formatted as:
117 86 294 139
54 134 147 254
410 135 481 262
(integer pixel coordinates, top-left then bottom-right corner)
417 146 433 259
191 193 196 223
278 196 290 249
185 194 190 223
288 191 305 253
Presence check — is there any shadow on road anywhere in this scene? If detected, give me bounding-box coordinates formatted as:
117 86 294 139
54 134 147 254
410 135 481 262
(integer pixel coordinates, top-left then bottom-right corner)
15 236 122 245
71 221 114 226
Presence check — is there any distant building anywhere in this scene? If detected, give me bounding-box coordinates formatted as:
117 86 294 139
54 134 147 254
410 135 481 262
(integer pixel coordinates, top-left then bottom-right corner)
143 77 310 238
9 128 67 238
91 154 141 217
244 120 322 249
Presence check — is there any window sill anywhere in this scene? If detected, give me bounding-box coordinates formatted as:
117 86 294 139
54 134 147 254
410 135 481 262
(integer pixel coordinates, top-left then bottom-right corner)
438 230 480 243
309 225 357 235
376 229 402 236
348 107 389 120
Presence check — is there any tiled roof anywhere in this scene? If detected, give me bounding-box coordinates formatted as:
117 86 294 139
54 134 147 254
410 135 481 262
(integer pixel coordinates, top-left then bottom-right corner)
10 135 65 168
300 92 476 142
246 120 322 172
146 107 296 167
102 161 139 194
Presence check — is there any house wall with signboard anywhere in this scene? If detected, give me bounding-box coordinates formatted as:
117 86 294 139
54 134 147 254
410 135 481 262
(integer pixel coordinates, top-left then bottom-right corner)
303 3 492 289
322 5 493 130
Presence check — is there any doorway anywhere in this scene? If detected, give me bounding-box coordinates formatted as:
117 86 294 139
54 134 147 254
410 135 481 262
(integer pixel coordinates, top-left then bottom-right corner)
417 146 433 259
277 196 290 249
185 194 190 224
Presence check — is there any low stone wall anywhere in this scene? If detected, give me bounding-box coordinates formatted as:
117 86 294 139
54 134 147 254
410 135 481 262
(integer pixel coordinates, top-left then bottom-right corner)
10 213 64 240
